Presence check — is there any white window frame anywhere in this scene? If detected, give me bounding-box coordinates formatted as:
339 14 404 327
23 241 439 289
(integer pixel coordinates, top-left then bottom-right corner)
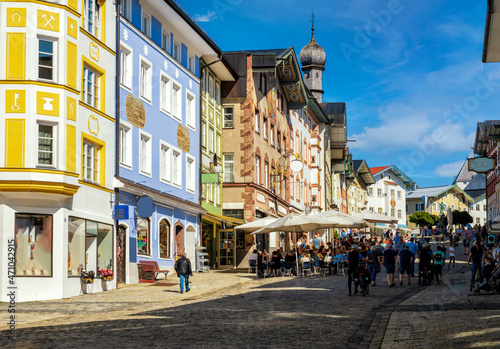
84 0 100 37
159 140 172 184
216 133 221 158
188 52 195 74
38 37 56 83
139 131 152 176
82 65 100 109
141 11 151 37
162 28 170 54
120 44 133 90
255 112 260 133
201 120 207 149
209 76 214 100
37 121 57 168
172 147 182 188
263 118 268 140
255 156 260 185
223 153 234 182
119 121 132 169
378 208 383 214
82 141 99 184
173 40 181 61
120 0 131 21
377 188 382 198
208 127 214 153
186 91 196 130
215 82 220 105
223 106 234 128
186 154 196 194
172 80 182 121
397 190 401 200
159 72 171 115
139 57 152 103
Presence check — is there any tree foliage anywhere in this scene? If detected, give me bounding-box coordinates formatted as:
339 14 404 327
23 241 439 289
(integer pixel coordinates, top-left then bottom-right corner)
409 212 439 228
451 210 473 226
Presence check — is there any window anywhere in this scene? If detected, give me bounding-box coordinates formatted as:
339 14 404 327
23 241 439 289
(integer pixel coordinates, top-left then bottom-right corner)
141 12 151 37
201 70 206 94
264 162 269 189
416 203 424 211
270 125 275 145
97 223 113 273
83 65 100 108
85 0 100 37
137 218 150 255
215 82 220 105
216 133 221 157
223 107 234 128
432 203 437 211
38 124 55 166
172 148 182 187
15 214 53 276
208 127 214 153
186 92 195 129
369 207 374 213
377 188 382 198
484 205 487 211
476 204 480 211
476 217 480 224
140 60 152 102
67 217 85 276
451 204 455 211
159 219 171 259
120 46 132 88
120 0 131 20
397 210 402 219
173 40 180 61
82 141 99 183
162 29 170 53
452 193 456 200
263 118 268 140
38 39 54 81
188 53 195 74
255 156 260 185
160 142 171 183
201 120 206 148
207 183 213 202
160 74 171 113
255 112 260 133
186 155 196 193
209 76 214 99
223 153 234 182
119 123 132 168
390 189 395 198
378 208 383 214
397 191 401 200
215 183 220 205
172 83 181 120
139 133 152 175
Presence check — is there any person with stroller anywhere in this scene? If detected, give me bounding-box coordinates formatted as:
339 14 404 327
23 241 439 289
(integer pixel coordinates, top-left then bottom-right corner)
419 244 433 285
346 244 367 296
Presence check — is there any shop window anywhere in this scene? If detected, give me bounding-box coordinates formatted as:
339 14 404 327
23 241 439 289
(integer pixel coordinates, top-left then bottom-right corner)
68 217 85 276
15 214 53 277
137 218 150 256
97 223 113 273
159 219 171 259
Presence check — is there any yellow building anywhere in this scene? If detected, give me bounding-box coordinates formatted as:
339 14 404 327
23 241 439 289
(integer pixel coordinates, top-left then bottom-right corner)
0 0 116 301
406 185 474 229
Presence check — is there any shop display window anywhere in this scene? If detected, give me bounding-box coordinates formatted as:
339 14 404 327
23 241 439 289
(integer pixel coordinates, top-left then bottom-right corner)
68 217 114 278
159 219 171 259
68 218 85 276
15 214 53 277
137 218 150 256
97 223 113 271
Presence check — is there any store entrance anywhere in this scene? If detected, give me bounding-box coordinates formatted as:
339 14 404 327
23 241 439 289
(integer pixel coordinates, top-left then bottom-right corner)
217 229 236 268
117 225 127 284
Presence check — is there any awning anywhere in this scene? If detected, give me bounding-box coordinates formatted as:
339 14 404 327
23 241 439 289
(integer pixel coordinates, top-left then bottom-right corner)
202 212 245 226
490 223 500 235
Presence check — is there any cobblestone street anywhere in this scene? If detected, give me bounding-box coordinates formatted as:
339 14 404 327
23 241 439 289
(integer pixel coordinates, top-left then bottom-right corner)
1 251 499 348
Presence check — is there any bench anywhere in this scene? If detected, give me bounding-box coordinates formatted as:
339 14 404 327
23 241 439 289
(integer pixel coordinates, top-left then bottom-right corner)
139 260 169 283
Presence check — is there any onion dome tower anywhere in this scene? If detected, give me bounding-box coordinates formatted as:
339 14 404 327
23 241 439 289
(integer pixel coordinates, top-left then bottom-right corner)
300 13 326 103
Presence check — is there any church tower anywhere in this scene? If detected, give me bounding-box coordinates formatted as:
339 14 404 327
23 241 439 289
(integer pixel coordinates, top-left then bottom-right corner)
300 14 326 103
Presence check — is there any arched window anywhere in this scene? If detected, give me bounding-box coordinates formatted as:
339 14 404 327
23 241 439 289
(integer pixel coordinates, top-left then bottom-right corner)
159 219 171 259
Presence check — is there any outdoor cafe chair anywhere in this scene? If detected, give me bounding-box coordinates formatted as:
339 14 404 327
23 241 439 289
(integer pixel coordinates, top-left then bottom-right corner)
249 259 257 274
313 259 322 275
301 261 313 277
322 256 332 276
283 261 294 277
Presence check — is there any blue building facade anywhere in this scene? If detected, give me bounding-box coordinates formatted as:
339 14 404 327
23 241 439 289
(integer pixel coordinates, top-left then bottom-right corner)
115 0 209 283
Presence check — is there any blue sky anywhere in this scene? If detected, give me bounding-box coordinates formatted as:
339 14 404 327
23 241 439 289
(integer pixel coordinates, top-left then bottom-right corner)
180 0 500 188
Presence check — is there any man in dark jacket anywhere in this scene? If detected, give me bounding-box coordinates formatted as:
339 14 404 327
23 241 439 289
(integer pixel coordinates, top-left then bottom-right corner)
174 253 193 294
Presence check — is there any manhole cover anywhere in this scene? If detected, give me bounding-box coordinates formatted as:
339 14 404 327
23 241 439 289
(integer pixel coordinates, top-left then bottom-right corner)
150 283 177 287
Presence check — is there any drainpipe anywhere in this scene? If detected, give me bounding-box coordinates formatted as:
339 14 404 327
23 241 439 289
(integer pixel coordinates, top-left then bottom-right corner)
114 0 121 289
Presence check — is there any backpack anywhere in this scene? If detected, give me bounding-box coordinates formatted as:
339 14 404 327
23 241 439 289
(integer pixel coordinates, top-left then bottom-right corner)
434 252 442 262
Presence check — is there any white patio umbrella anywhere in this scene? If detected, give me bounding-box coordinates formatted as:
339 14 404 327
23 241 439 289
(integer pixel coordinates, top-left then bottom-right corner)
311 210 368 228
352 212 398 224
234 216 278 233
251 213 334 271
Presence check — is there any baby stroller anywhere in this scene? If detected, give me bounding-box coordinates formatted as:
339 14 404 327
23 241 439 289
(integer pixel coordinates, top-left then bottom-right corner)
476 265 500 295
418 263 434 286
354 265 371 296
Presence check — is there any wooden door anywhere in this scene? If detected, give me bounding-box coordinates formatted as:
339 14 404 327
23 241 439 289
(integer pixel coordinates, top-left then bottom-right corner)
117 225 127 283
175 224 184 257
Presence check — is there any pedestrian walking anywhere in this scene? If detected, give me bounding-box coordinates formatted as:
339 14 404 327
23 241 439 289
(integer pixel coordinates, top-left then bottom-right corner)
399 245 413 286
346 244 365 296
174 252 193 294
447 243 456 271
467 240 484 292
382 243 397 287
406 238 418 277
366 246 381 287
433 246 445 284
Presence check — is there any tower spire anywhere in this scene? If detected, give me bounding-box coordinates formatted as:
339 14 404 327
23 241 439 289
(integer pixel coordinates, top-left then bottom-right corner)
311 11 315 38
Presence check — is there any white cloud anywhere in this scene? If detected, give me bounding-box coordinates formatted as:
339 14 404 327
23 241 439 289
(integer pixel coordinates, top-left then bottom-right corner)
194 10 217 22
434 161 464 178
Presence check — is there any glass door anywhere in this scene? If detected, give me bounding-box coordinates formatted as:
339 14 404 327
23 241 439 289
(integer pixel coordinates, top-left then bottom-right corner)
218 229 235 268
